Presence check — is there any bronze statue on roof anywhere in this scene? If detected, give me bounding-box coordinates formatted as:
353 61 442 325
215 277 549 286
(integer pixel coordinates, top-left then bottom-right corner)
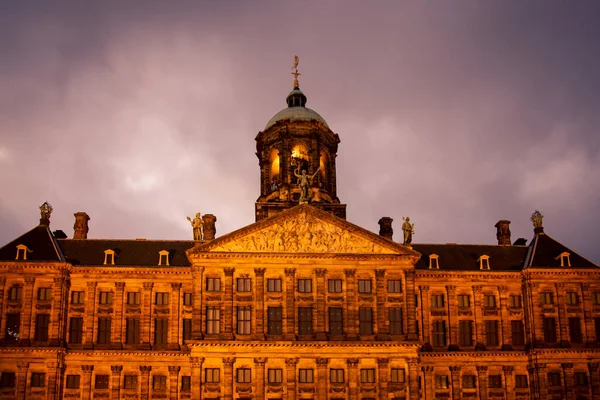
402 216 414 246
187 213 204 241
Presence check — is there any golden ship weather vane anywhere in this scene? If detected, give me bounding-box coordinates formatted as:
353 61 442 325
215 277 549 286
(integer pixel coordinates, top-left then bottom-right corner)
291 55 301 88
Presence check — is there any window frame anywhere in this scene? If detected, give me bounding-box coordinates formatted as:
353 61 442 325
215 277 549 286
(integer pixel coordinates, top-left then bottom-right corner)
237 306 252 335
459 320 473 346
390 368 405 383
431 294 445 308
330 369 345 384
236 368 252 383
236 278 252 292
358 279 372 294
31 373 45 388
267 307 283 335
65 374 80 389
127 292 141 305
328 279 343 293
298 368 314 383
205 368 220 383
98 291 113 305
37 287 52 301
432 320 447 346
298 278 313 293
268 369 283 384
359 307 373 335
488 374 502 389
69 317 83 344
206 278 221 292
154 318 168 345
389 307 404 335
71 291 85 305
95 374 109 389
155 292 169 306
458 295 470 308
267 278 282 292
435 375 449 389
152 375 167 390
485 320 499 347
124 375 138 390
206 307 221 334
360 368 376 384
387 279 402 293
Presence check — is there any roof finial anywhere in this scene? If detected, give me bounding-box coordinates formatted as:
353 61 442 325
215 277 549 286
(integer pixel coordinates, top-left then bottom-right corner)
39 201 53 226
291 55 301 88
530 210 544 234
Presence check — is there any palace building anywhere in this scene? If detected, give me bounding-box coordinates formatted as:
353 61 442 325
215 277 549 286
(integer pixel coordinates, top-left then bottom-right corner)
1 66 600 400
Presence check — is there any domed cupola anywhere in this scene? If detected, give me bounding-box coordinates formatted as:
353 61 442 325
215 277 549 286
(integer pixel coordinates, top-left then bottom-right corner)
254 56 346 222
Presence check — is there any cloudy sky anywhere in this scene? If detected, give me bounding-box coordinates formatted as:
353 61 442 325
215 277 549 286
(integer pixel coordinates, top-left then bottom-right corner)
1 1 599 263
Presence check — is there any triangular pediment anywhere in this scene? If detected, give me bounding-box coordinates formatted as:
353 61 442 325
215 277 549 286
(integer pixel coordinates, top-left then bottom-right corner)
196 205 417 256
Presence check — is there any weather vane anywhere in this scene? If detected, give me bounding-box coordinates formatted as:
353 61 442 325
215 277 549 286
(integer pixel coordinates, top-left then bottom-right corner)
291 55 301 88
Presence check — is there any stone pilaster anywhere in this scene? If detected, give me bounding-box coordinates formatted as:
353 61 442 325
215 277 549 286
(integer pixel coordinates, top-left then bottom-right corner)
473 286 485 349
420 286 431 347
113 282 125 348
50 276 67 345
81 365 94 400
408 358 421 400
189 357 204 399
254 268 266 339
449 366 461 400
139 366 152 400
562 363 574 400
168 366 180 400
421 366 434 400
141 282 154 345
285 358 299 400
405 270 417 340
191 267 204 339
527 366 537 400
499 286 511 349
0 277 5 339
222 267 235 339
170 283 181 348
285 268 296 339
589 363 599 400
315 269 327 338
344 269 357 338
582 283 594 343
503 366 514 400
110 365 123 400
536 364 547 399
222 357 235 400
254 357 267 399
48 360 65 400
16 361 28 400
84 281 97 347
316 358 329 399
21 277 36 342
347 358 359 398
377 358 389 400
446 285 457 350
556 283 569 346
375 269 388 339
476 366 488 400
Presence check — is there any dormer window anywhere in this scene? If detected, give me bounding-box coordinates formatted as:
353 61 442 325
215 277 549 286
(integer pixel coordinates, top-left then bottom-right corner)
103 249 115 265
15 244 31 260
478 255 490 270
429 254 440 270
556 252 571 267
158 250 169 266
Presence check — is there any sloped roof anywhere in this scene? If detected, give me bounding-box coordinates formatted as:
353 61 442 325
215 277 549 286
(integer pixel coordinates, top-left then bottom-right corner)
412 244 529 271
0 225 64 262
526 233 598 269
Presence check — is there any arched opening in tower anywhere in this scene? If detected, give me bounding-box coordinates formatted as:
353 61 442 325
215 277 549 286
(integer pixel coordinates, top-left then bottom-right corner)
290 144 309 177
269 148 280 188
319 150 330 191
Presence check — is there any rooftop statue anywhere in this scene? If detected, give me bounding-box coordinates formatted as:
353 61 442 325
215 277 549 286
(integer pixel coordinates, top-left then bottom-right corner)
187 213 204 241
402 216 415 246
294 166 320 204
291 55 301 88
530 210 544 229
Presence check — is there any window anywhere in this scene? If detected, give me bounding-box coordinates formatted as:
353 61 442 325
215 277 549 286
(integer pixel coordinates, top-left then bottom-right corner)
511 320 525 346
66 374 80 389
596 318 600 342
358 280 372 293
592 292 600 305
484 295 496 308
298 279 312 293
391 368 405 383
97 318 111 344
359 307 373 335
237 278 251 292
124 375 137 389
541 292 554 305
5 313 20 340
182 319 192 341
99 291 112 305
432 321 446 346
569 317 582 343
267 278 282 292
206 307 220 334
330 369 344 384
237 307 251 335
104 249 115 265
126 318 140 345
389 307 404 335
183 292 193 306
299 369 314 383
488 375 502 388
566 292 579 305
298 307 313 335
0 372 16 388
206 278 221 292
485 320 499 346
155 292 169 306
205 368 220 383
479 255 490 270
557 252 571 267
9 286 22 301
95 375 109 389
431 294 444 308
429 254 439 269
37 288 51 301
328 279 342 293
515 374 528 389
268 307 282 335
154 319 168 345
462 375 476 389
361 369 376 383
31 373 45 387
69 317 83 344
548 372 561 386
158 250 169 266
71 291 85 305
575 372 588 386
328 307 343 335
268 369 283 384
459 320 473 346
458 295 470 308
236 368 251 383
388 280 402 293
127 292 140 305
34 314 49 341
543 317 557 343
181 376 191 391
15 244 29 260
153 375 167 390
509 295 522 308
435 375 449 389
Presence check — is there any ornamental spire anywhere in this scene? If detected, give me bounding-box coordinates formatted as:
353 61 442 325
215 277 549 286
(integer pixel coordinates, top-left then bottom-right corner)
291 55 301 88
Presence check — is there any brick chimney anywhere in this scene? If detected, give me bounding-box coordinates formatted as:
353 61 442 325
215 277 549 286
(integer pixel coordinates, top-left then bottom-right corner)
378 217 393 240
495 220 511 245
73 212 90 239
202 214 217 241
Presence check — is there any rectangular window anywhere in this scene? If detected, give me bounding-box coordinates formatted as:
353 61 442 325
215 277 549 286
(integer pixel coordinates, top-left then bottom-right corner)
511 320 525 346
298 279 312 293
389 307 404 335
330 369 344 383
267 278 282 292
459 320 473 346
541 292 554 305
205 368 220 383
126 318 140 345
299 368 314 383
543 317 557 343
328 307 343 335
68 317 83 344
206 307 220 334
95 375 109 389
34 314 50 341
5 313 20 340
566 292 579 305
152 375 167 390
127 292 141 305
391 368 405 383
183 292 193 306
236 368 251 383
9 286 22 301
154 318 168 345
124 375 137 389
359 307 373 335
37 288 51 301
97 318 111 344
0 372 16 388
236 278 251 292
298 307 313 335
328 279 342 293
155 292 169 306
484 295 496 308
71 291 85 305
361 369 376 383
31 373 45 387
388 280 402 293
485 320 499 346
488 375 502 388
592 292 600 305
432 320 446 346
181 376 191 391
515 374 528 388
206 278 221 292
575 372 588 386
431 294 444 308
548 372 561 386
569 317 582 343
268 307 282 335
462 375 476 389
595 318 600 342
237 307 251 335
509 295 522 308
99 291 112 305
65 375 80 389
435 375 449 389
458 295 470 308
358 279 372 293
268 369 283 384
182 319 192 341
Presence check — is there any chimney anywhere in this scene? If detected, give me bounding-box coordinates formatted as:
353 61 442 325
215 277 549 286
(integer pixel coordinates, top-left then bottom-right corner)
378 217 393 240
495 220 511 245
202 214 217 241
73 212 90 239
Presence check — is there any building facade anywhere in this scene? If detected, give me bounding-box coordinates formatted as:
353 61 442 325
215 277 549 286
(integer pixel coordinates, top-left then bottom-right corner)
1 78 599 400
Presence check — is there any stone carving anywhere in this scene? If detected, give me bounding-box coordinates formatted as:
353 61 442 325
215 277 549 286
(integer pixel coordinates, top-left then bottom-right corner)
39 201 53 225
531 210 544 229
402 217 414 246
187 213 203 241
294 167 320 204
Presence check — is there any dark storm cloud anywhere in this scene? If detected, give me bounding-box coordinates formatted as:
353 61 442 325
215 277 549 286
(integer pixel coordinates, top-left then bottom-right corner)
1 1 599 262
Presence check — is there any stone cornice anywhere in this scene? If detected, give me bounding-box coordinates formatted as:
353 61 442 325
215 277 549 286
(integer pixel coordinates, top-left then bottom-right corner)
420 352 529 358
1 263 72 272
192 252 418 263
187 341 420 349
71 267 192 276
417 272 521 279
523 269 600 277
